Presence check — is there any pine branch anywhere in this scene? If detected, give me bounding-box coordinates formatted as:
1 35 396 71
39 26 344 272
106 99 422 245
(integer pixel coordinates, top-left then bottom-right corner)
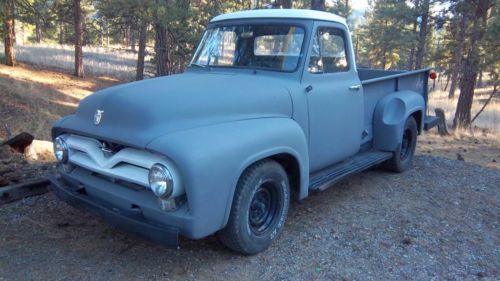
470 83 498 125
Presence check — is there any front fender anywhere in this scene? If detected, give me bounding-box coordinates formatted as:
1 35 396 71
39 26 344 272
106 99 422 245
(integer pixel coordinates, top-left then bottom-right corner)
373 91 424 151
146 118 309 239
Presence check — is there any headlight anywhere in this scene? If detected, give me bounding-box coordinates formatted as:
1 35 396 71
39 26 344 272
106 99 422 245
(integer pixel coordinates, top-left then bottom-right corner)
54 136 69 163
148 163 173 198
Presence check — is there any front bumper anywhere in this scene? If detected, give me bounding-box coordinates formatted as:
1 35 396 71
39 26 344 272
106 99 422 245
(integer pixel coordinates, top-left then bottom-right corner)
49 174 180 248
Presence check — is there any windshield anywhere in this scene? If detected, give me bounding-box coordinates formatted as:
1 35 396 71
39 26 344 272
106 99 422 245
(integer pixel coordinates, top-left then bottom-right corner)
191 25 305 72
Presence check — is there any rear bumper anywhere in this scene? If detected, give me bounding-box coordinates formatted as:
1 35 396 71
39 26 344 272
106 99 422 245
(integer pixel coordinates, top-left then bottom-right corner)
424 115 440 130
49 175 179 248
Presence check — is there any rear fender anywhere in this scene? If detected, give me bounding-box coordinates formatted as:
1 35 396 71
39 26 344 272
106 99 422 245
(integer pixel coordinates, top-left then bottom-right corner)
373 91 424 152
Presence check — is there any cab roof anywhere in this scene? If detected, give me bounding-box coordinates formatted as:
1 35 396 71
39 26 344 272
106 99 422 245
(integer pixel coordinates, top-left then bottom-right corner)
210 9 347 26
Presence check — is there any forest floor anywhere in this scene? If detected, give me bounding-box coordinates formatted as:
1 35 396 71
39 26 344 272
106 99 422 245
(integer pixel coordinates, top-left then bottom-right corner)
0 63 499 280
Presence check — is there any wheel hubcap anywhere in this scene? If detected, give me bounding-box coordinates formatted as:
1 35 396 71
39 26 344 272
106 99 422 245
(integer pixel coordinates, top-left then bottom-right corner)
249 181 279 235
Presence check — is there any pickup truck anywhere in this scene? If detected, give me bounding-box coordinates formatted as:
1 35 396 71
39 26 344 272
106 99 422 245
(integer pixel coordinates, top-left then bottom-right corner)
49 9 438 254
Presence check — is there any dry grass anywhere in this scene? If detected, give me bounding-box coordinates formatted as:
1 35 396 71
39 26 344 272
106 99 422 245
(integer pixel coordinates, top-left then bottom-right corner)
0 63 119 141
0 43 153 81
418 131 500 170
427 84 500 133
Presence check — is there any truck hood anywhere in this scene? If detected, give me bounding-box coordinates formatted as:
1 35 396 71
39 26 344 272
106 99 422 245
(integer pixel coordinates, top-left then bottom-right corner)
57 72 293 148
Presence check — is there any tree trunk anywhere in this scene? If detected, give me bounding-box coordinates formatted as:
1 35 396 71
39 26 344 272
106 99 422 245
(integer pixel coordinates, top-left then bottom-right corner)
453 0 491 129
35 20 42 43
311 0 325 11
136 21 147 81
407 0 420 70
275 0 292 8
415 0 429 69
124 25 131 48
74 0 84 78
476 70 483 88
381 44 387 70
444 73 450 91
448 14 467 98
155 0 171 76
251 0 260 9
59 20 65 44
3 0 16 66
155 23 169 76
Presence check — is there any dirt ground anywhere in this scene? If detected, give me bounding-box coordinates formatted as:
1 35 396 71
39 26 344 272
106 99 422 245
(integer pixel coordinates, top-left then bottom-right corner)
417 131 500 170
0 156 499 280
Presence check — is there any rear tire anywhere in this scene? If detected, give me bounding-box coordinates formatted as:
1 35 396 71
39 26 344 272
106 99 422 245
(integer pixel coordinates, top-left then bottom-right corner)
385 116 418 172
218 159 290 255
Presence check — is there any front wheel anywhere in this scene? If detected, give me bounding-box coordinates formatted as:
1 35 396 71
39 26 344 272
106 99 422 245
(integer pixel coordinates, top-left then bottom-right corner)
385 116 418 172
218 159 290 255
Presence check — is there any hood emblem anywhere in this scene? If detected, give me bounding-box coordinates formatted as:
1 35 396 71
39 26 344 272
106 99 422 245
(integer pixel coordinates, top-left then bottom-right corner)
94 110 104 125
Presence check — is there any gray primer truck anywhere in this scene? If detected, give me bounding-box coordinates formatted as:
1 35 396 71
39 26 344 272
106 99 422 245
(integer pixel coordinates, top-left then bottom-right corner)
49 9 439 254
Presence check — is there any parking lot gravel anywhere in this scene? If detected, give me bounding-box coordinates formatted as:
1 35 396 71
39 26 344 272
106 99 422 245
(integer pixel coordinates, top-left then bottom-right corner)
0 155 499 281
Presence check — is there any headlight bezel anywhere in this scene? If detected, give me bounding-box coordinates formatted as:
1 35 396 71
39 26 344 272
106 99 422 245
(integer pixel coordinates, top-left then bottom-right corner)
148 163 174 199
54 136 69 163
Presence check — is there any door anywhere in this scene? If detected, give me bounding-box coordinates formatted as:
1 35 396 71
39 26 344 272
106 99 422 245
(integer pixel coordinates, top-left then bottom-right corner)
303 23 364 172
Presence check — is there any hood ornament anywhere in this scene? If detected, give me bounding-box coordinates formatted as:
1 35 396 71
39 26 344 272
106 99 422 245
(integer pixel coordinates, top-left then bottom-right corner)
94 110 104 125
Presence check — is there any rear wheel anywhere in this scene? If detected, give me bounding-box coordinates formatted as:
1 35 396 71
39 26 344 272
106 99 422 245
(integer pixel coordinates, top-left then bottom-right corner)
385 116 418 172
218 159 290 255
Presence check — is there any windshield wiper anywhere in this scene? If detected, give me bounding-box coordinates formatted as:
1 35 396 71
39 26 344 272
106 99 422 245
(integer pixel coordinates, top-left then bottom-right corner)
189 63 208 68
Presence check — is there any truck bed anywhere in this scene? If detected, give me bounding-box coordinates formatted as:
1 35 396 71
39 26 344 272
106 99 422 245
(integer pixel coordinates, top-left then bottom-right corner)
358 68 438 142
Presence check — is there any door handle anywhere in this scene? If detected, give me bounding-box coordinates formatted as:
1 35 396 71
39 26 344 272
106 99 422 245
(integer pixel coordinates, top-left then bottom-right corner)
349 85 361 91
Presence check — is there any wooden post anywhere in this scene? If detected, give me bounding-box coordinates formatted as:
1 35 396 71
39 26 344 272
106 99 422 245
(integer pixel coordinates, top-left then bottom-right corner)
435 108 449 136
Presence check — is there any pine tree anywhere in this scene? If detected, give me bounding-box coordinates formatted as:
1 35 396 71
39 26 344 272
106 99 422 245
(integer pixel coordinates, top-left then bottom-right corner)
358 0 413 69
453 0 494 129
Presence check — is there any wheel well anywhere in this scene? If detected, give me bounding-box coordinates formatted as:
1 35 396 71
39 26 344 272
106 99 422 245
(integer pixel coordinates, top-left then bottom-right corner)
411 110 423 134
270 153 300 200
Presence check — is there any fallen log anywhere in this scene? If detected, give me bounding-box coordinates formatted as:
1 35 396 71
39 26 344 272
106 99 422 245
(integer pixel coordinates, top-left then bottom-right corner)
0 178 49 206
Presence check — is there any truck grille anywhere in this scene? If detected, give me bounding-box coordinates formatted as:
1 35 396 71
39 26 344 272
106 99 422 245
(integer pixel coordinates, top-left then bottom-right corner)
64 134 164 188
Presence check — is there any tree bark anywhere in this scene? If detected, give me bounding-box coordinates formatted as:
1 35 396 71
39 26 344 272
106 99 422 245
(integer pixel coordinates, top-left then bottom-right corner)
35 20 42 43
73 0 84 78
407 0 420 70
444 73 450 91
136 21 147 81
453 0 491 129
476 70 483 88
155 0 171 76
274 0 292 8
59 20 65 44
448 13 467 98
155 23 169 76
415 0 429 69
311 0 325 11
124 25 131 48
3 0 16 66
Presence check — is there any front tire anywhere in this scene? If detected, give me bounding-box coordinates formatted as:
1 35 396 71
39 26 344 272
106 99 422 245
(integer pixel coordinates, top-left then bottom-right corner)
385 116 418 172
218 159 290 255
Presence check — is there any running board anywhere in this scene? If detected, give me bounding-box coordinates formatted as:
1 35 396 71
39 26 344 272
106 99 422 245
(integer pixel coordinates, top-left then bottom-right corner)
309 151 392 192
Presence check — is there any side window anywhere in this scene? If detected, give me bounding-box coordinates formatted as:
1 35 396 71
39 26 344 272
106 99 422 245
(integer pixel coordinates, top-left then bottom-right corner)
308 27 349 74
